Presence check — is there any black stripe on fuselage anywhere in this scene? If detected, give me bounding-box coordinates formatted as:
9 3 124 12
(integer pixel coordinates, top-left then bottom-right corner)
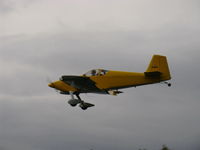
60 75 102 93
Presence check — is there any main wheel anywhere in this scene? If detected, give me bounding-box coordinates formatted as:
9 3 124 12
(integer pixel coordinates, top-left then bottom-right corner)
81 106 88 110
70 103 77 107
79 103 88 110
68 99 81 107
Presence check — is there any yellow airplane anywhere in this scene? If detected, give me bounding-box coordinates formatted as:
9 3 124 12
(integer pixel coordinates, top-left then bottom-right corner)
48 55 171 110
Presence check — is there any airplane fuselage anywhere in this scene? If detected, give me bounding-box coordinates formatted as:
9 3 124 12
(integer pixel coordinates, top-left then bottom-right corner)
49 70 167 95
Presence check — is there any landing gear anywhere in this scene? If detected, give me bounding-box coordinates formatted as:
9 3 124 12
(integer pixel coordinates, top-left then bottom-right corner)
68 99 81 107
68 91 95 110
164 81 171 87
79 102 95 110
68 91 81 107
79 103 88 110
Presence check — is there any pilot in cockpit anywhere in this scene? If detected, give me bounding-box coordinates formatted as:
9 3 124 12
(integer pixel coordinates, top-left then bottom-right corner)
83 69 108 77
91 70 96 76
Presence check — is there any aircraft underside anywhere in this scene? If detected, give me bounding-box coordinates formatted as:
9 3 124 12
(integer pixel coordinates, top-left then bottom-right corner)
60 89 124 110
54 80 171 110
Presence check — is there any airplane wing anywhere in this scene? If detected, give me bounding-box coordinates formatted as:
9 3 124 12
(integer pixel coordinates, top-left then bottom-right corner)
60 76 100 92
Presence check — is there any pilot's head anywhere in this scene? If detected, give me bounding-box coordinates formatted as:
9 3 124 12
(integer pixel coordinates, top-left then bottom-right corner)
91 70 96 76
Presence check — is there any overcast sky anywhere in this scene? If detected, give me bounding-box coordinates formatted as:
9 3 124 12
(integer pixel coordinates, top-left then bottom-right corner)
1 0 200 150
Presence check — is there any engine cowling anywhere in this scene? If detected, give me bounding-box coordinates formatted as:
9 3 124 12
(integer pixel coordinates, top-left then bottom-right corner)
68 99 81 107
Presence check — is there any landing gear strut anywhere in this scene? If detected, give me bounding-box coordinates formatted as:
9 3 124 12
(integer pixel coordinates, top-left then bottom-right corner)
68 91 82 107
68 91 94 110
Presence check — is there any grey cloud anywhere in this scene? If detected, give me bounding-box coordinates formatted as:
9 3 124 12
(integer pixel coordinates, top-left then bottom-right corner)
1 30 200 150
0 0 41 14
0 0 14 14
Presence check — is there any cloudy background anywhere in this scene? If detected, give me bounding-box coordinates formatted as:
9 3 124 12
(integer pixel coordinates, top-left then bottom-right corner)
1 0 200 150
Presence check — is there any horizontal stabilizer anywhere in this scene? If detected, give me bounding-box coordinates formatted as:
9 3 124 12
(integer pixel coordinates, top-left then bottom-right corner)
144 71 162 77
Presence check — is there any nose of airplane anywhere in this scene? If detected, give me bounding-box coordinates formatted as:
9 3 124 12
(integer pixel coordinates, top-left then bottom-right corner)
48 83 55 88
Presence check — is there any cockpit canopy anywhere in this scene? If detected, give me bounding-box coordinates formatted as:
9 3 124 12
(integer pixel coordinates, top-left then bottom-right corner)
83 69 109 77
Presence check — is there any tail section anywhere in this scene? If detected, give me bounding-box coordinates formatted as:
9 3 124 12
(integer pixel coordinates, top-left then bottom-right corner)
145 55 171 80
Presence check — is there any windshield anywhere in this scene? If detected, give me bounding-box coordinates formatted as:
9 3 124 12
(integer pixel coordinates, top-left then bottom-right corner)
83 69 108 76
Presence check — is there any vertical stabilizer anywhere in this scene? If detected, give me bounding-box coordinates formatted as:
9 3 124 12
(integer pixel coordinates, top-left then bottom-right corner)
145 55 171 80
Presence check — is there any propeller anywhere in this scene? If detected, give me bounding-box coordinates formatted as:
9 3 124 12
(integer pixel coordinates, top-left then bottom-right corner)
46 76 52 84
46 77 59 93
